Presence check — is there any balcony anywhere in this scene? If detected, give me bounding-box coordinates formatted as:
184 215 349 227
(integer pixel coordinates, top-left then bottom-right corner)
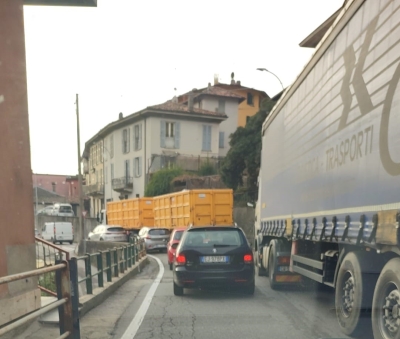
112 176 133 193
83 183 104 196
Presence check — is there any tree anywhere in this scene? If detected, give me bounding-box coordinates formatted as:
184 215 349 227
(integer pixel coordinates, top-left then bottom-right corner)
144 167 183 197
220 98 276 201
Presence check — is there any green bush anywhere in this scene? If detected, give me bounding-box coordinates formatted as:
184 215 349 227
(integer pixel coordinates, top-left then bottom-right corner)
145 167 183 197
198 161 217 176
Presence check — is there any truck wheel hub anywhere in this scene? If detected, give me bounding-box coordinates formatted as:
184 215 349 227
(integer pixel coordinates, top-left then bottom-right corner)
341 274 355 316
383 290 400 334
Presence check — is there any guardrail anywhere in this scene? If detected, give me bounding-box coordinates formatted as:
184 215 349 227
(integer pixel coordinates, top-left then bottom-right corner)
76 238 146 295
0 261 80 339
35 237 71 297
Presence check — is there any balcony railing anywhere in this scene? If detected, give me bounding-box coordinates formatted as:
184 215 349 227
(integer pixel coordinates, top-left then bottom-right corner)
83 183 104 196
112 176 133 192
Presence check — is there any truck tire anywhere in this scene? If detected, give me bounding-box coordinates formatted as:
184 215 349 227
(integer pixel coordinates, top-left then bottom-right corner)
372 258 400 339
173 282 183 296
255 252 267 277
335 251 376 337
268 240 278 290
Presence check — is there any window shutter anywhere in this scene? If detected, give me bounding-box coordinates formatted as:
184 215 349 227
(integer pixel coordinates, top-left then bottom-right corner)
122 130 125 153
127 128 131 153
160 121 166 147
174 122 180 149
219 131 225 148
139 124 142 150
202 125 207 151
139 157 143 177
207 126 212 151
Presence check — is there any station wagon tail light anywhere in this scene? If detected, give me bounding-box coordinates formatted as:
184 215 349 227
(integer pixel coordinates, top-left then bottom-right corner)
244 253 253 263
175 253 186 265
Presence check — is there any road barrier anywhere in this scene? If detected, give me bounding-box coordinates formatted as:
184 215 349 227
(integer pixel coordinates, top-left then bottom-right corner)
76 238 145 295
0 261 79 339
0 237 146 339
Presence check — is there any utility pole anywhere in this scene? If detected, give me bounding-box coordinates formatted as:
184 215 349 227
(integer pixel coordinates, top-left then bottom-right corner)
76 94 85 252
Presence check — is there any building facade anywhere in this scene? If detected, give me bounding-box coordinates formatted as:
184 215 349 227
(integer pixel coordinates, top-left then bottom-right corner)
82 99 227 211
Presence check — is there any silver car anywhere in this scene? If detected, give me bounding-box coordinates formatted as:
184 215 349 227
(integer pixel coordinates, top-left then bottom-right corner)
138 227 170 252
88 225 127 242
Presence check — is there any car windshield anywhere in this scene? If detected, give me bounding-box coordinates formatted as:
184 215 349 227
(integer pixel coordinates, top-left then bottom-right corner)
184 229 243 247
149 229 169 236
107 227 124 233
173 231 184 241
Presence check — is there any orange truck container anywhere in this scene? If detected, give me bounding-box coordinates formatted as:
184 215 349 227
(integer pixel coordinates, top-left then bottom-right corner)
107 197 154 230
153 189 233 229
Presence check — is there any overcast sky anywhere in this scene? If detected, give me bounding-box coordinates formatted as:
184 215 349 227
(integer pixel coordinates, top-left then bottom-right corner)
23 0 344 175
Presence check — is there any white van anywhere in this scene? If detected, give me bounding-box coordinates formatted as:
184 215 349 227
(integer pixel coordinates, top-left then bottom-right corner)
51 203 75 217
42 222 74 244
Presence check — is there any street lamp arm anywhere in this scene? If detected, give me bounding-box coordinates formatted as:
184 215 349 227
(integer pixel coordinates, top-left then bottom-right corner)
256 68 284 91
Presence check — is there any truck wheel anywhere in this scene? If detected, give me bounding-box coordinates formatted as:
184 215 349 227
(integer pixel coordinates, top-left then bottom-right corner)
173 282 183 296
372 258 400 339
256 256 267 276
335 251 376 337
268 240 278 290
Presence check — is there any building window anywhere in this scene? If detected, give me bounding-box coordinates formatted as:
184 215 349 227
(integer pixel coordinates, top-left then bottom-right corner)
160 121 180 149
134 157 142 177
219 131 225 149
100 141 103 163
110 134 114 158
134 124 142 150
202 125 212 151
111 163 114 180
166 122 174 137
247 93 254 105
52 182 56 192
122 128 130 154
124 160 130 178
217 100 225 113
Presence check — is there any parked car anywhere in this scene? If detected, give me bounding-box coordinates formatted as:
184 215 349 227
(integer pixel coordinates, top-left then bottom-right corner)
173 226 255 296
167 228 187 270
138 227 170 252
51 203 75 217
88 225 127 242
41 222 74 244
36 205 54 216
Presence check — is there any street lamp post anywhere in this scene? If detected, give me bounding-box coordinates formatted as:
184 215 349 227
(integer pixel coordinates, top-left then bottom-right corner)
256 68 284 92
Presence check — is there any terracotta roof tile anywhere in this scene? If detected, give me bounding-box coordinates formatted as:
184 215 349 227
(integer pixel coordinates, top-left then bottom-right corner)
148 100 227 118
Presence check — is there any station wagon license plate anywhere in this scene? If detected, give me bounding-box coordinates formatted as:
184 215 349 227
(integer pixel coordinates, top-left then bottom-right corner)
200 256 229 263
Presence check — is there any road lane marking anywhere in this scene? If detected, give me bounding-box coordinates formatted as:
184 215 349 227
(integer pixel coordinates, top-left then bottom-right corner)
120 255 164 339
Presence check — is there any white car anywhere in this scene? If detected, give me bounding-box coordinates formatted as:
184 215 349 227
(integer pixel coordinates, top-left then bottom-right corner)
51 203 75 217
88 225 127 242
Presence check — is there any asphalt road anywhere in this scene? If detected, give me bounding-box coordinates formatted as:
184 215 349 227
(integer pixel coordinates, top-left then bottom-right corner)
113 253 354 339
17 251 370 339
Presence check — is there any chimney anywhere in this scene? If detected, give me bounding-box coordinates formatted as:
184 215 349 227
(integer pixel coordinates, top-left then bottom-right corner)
230 71 235 85
118 112 123 120
214 74 219 85
172 95 178 103
236 80 241 86
188 93 194 111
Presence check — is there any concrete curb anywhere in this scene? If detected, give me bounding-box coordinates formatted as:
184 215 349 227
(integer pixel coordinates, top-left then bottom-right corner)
79 256 149 317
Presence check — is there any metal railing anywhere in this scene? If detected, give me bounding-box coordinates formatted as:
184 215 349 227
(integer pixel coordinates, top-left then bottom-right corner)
0 261 79 339
36 237 70 297
111 176 133 192
76 238 146 295
82 183 104 196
